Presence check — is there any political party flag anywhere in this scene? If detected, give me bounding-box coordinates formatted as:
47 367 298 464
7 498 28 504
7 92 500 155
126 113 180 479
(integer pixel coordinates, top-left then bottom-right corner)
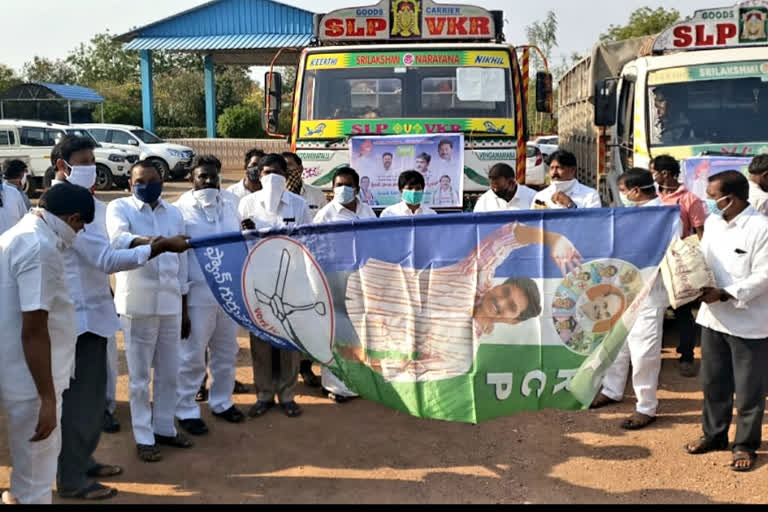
190 207 680 424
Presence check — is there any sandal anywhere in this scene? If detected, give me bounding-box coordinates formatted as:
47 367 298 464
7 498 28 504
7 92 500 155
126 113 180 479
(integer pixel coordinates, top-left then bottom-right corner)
86 463 123 478
620 412 656 430
59 482 118 501
590 393 620 410
731 451 757 472
233 380 250 394
248 400 275 418
280 401 303 418
155 433 194 449
137 444 162 463
684 437 729 455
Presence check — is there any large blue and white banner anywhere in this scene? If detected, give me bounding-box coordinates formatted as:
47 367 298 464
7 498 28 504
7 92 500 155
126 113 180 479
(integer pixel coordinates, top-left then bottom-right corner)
190 208 680 423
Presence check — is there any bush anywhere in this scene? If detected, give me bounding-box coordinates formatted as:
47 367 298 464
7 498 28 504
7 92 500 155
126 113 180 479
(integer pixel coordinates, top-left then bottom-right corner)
154 126 208 139
217 104 265 139
96 101 142 125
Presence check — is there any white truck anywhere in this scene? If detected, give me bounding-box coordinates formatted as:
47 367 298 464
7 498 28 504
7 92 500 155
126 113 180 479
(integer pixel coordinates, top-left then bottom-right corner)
558 1 768 205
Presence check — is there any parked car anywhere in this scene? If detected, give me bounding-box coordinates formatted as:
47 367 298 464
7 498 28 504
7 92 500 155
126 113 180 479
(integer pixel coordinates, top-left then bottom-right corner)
76 123 195 181
526 143 548 188
0 119 140 194
533 135 559 163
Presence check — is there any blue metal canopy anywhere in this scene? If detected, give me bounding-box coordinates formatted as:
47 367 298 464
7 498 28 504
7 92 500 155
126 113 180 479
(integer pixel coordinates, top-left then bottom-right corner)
2 82 104 103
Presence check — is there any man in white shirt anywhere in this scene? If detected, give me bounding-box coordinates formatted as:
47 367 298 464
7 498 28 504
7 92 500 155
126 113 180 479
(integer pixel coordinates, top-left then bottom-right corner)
3 159 32 211
747 155 768 215
533 150 602 209
106 161 193 463
474 163 536 213
0 183 93 505
381 170 438 218
0 170 27 236
175 155 246 436
51 136 191 499
313 167 377 403
684 171 768 473
591 168 675 430
239 153 313 419
226 148 264 201
283 151 327 388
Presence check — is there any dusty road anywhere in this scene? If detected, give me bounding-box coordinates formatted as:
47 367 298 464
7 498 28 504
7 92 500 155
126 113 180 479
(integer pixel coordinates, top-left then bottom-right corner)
1 170 766 503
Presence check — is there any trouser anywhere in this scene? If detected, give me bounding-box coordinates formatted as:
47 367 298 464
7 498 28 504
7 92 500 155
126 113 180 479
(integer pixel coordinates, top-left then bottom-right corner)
121 315 180 446
321 367 358 398
106 335 118 414
57 333 107 493
674 301 698 363
177 306 238 418
602 306 665 417
249 333 300 403
700 327 768 454
1 394 63 504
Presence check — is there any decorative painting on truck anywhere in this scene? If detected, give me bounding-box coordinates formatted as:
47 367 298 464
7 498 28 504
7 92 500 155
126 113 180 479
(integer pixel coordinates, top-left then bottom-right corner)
306 51 510 69
299 118 515 139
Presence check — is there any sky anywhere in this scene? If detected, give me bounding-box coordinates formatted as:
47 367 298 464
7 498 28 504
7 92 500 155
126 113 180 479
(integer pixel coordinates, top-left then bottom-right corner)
0 0 731 74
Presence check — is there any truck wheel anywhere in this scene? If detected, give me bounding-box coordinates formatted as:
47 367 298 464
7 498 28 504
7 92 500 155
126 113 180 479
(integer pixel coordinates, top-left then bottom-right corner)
151 158 172 181
95 164 114 191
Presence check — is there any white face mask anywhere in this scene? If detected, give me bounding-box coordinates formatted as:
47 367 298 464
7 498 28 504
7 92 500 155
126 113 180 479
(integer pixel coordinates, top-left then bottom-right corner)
260 173 286 213
51 179 66 187
66 163 97 190
334 185 357 206
192 188 220 223
552 179 578 193
39 208 78 249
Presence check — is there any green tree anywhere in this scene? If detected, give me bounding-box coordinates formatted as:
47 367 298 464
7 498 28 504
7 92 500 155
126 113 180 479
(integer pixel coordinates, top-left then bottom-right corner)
0 63 22 94
67 31 140 85
601 7 680 42
217 104 265 138
524 10 558 135
22 56 78 84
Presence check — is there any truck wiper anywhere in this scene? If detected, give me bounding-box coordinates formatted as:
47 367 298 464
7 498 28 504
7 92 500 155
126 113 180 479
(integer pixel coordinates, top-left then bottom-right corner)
698 150 755 157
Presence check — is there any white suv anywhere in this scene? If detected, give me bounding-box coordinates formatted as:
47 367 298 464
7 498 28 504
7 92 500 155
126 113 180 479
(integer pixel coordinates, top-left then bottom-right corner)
0 120 140 194
76 123 195 181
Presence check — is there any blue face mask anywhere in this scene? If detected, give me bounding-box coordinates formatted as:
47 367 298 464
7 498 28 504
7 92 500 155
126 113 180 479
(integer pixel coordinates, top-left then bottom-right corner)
705 196 732 217
133 182 163 204
333 185 357 205
402 189 424 206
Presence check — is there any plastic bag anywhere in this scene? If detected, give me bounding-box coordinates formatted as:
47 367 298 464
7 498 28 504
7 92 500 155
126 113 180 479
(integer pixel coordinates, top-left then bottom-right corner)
660 235 716 309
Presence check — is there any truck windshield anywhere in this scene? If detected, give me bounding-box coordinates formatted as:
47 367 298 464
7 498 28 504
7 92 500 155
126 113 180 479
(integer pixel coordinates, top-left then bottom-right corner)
299 51 513 127
648 61 768 147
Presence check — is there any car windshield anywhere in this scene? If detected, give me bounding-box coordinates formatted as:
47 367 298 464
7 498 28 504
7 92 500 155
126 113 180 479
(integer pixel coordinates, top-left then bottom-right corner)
130 129 164 144
648 61 768 147
66 129 100 146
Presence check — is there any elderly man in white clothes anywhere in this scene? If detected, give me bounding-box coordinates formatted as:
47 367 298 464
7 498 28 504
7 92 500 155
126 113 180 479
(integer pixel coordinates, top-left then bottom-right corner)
0 183 93 505
380 170 438 218
227 148 264 202
106 160 193 463
239 153 313 419
174 155 246 436
474 163 537 213
747 155 768 215
684 171 768 473
533 150 601 210
313 167 377 403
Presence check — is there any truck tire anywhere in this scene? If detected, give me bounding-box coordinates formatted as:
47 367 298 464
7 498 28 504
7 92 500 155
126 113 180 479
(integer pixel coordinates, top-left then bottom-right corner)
95 164 114 191
150 158 172 181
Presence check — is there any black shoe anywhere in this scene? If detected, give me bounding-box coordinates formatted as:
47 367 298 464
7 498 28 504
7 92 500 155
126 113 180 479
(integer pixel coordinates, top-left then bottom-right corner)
102 410 120 434
301 370 321 388
178 418 209 436
213 405 246 423
233 380 249 394
195 386 209 402
155 432 194 448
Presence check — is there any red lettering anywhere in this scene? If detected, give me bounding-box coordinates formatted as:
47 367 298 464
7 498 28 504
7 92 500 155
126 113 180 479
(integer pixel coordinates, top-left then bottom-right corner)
351 124 363 134
346 19 364 37
375 123 388 134
448 17 468 35
425 124 438 133
472 16 490 35
695 24 714 46
324 19 344 38
425 17 446 35
672 26 693 47
716 23 737 45
450 124 462 132
366 18 387 36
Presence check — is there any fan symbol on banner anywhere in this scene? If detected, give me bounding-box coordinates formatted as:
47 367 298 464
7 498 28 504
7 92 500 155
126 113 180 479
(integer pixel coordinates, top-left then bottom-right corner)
254 249 327 352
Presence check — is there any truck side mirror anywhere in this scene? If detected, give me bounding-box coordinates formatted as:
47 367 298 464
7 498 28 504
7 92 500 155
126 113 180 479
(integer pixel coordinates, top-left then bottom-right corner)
263 71 283 133
535 72 553 113
594 78 618 127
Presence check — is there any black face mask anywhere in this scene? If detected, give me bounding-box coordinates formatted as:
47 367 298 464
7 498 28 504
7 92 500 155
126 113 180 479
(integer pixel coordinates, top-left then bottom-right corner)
246 167 260 183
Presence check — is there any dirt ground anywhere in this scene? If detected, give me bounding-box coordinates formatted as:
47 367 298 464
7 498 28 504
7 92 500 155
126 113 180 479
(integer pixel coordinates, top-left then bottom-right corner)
1 169 766 504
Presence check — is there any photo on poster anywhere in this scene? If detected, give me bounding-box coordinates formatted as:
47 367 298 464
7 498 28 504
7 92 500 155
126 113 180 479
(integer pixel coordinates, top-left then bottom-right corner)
349 133 465 208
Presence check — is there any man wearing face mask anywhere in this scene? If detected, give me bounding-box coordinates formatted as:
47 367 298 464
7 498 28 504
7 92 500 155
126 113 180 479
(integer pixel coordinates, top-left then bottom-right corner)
174 155 246 436
652 155 707 378
0 182 94 505
474 163 536 213
381 170 438 218
51 136 191 499
746 154 768 216
591 168 678 431
533 150 601 209
239 153 313 419
3 160 32 211
313 167 376 402
227 149 264 202
685 171 768 473
106 161 194 463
